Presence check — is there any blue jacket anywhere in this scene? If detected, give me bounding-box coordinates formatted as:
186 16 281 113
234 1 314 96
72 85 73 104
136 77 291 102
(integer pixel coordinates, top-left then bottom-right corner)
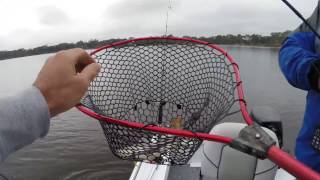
279 32 320 171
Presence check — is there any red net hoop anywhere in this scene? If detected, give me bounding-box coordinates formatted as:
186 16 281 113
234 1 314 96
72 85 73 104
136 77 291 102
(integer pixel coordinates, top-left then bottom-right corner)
78 36 251 165
76 37 320 179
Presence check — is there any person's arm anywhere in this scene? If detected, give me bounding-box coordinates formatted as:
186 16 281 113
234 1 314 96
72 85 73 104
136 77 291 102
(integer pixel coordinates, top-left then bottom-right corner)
0 86 50 161
0 48 100 162
279 32 320 91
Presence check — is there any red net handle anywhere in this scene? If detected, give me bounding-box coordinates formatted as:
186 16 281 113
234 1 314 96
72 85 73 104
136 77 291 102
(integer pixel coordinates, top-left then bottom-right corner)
268 146 320 180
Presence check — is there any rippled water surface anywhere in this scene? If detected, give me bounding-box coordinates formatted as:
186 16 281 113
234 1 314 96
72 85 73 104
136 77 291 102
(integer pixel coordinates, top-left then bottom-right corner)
0 46 306 179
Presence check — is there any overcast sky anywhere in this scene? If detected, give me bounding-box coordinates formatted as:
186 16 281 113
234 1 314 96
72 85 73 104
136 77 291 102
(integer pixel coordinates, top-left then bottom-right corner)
0 0 318 50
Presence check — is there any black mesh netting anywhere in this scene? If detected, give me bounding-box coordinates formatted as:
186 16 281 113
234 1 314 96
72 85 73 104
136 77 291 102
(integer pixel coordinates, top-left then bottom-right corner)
81 38 239 165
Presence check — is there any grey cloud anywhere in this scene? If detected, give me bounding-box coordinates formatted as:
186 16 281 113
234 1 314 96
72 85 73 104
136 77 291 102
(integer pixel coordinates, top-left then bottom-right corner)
99 0 310 38
98 0 179 38
37 6 70 26
1 0 318 50
106 0 180 19
171 2 290 35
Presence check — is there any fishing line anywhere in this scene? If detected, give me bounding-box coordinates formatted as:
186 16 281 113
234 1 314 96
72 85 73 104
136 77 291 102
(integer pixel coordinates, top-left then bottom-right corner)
0 173 9 180
164 0 173 36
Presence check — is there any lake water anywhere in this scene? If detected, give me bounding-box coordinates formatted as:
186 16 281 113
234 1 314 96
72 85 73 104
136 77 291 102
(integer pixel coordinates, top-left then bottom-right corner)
0 46 306 179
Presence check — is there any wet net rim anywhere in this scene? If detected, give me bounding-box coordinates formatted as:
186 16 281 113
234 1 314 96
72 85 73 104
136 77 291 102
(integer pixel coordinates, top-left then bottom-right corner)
76 36 253 143
75 36 320 179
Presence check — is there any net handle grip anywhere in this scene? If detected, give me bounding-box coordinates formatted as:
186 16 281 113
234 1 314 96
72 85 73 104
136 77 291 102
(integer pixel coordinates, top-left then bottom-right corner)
267 146 320 180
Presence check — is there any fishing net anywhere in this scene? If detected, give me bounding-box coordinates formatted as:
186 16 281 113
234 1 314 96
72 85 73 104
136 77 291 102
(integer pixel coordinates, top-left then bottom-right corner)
80 37 239 165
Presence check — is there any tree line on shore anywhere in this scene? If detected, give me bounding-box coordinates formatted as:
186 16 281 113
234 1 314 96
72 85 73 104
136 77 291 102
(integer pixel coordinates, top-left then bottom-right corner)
0 31 291 60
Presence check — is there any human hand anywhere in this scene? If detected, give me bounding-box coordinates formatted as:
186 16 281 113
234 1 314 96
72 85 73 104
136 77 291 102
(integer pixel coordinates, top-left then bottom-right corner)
309 62 320 91
34 48 101 116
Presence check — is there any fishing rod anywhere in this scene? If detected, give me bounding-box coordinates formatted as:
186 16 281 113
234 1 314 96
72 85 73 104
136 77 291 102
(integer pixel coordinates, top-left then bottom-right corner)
281 0 320 39
281 0 320 76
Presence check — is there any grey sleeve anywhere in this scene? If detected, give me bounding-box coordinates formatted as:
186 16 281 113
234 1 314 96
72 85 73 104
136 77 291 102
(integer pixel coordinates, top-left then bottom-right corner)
294 1 320 33
0 86 50 161
293 1 320 52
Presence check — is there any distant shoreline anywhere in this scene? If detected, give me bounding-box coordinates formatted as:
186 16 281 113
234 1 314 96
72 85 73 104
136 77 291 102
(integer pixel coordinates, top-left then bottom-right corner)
220 44 280 49
0 44 280 61
0 32 288 60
